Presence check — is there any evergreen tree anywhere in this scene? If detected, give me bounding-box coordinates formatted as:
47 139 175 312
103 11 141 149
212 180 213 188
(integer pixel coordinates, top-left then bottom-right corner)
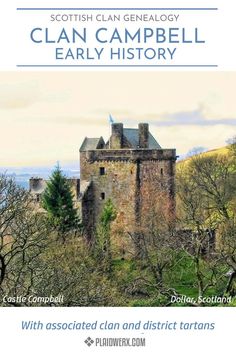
42 164 79 236
95 199 116 273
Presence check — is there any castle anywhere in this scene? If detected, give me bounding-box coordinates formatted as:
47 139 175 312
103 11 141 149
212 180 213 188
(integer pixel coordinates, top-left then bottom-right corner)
79 123 176 240
29 177 80 204
30 123 177 242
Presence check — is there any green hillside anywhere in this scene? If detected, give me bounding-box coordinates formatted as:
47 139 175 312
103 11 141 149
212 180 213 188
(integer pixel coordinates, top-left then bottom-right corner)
177 145 230 168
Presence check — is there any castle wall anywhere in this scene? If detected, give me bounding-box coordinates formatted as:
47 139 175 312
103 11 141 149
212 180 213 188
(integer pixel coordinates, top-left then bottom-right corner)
80 148 176 240
82 148 175 163
80 151 137 236
139 159 175 230
81 181 95 242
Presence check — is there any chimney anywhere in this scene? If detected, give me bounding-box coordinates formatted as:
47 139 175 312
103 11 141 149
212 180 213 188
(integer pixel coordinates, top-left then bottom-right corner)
138 123 149 148
110 123 123 149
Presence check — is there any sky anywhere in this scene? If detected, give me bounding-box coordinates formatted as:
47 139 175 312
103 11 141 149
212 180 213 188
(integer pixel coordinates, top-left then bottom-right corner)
0 71 235 167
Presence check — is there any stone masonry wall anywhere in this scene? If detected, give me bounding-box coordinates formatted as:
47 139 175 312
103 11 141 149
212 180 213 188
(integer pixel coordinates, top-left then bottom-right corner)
81 151 138 237
139 159 175 230
80 148 176 241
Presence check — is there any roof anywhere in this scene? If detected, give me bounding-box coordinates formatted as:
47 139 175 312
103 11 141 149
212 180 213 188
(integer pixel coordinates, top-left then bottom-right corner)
80 137 105 151
79 126 161 151
123 128 161 149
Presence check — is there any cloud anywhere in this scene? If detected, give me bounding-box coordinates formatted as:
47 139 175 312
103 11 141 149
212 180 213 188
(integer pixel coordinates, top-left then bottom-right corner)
0 71 236 167
0 81 41 109
110 108 236 127
0 80 70 110
91 108 133 117
156 108 236 126
154 124 235 156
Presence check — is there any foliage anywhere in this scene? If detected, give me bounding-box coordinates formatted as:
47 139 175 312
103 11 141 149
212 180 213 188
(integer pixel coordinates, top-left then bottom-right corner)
33 236 124 306
94 199 117 273
41 164 80 236
0 176 123 306
1 144 236 307
177 152 236 298
0 174 49 301
100 198 117 227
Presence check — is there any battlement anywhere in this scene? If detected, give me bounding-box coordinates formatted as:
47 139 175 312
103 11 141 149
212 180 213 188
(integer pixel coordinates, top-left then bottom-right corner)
82 148 176 162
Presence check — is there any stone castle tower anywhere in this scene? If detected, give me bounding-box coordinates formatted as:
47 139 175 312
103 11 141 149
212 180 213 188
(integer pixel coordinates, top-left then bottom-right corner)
79 123 176 240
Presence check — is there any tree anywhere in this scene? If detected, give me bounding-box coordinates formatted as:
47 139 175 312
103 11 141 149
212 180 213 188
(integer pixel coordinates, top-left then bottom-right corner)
176 153 236 300
94 199 116 273
217 217 236 295
227 136 236 175
34 236 124 306
42 164 79 238
0 174 123 306
127 175 179 302
0 174 49 303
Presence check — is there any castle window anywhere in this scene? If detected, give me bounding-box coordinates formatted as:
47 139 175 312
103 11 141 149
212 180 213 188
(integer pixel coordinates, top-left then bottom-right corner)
100 167 105 175
160 168 163 176
100 192 105 200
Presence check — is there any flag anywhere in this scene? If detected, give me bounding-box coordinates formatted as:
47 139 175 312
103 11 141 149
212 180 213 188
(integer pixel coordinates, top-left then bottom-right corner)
109 114 114 124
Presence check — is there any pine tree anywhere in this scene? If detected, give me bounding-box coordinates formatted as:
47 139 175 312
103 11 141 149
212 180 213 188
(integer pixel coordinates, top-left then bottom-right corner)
42 164 79 236
95 199 116 273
